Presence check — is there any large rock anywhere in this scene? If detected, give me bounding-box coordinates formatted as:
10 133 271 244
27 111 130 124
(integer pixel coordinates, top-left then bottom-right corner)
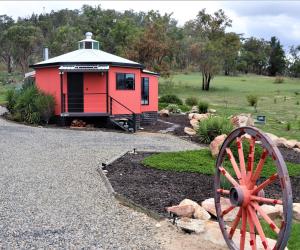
190 106 198 113
265 132 279 142
209 134 227 158
166 205 195 218
284 139 298 149
193 113 210 122
190 119 199 130
176 217 205 234
188 113 195 120
275 137 289 148
159 109 169 117
258 205 280 219
231 113 254 127
179 199 211 220
293 203 300 221
184 127 196 136
296 142 300 148
201 197 239 222
208 108 216 114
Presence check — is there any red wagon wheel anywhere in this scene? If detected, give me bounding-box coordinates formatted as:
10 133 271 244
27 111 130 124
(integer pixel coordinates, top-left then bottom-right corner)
214 127 293 250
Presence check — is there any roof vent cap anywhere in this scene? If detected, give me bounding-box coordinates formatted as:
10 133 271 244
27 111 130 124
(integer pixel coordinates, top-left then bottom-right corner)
85 32 93 40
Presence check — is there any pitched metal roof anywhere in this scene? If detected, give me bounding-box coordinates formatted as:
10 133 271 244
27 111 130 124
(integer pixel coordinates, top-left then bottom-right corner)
32 49 142 68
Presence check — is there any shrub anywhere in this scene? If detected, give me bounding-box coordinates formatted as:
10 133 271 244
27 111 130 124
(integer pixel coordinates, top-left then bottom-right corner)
166 104 180 113
35 94 55 124
274 76 284 84
5 89 19 113
178 104 190 112
246 95 258 107
198 101 209 114
6 85 55 125
159 94 183 105
158 102 168 110
185 96 198 106
197 116 234 144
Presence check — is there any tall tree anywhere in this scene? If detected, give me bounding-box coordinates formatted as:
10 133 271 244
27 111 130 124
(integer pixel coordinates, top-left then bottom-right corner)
268 36 285 76
187 9 232 90
222 32 241 75
288 45 300 77
6 25 43 73
0 15 14 73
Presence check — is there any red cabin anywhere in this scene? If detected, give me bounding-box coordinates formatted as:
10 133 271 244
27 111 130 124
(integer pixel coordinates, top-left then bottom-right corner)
31 32 159 131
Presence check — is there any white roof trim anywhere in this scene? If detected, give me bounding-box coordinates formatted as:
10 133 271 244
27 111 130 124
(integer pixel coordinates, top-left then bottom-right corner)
24 71 36 78
59 65 109 72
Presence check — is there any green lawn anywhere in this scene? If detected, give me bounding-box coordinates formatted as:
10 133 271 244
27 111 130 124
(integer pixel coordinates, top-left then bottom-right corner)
0 71 23 105
159 73 300 140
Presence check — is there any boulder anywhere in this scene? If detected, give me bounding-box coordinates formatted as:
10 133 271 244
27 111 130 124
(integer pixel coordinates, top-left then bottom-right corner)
231 113 254 128
209 134 227 158
296 142 300 149
193 113 210 122
188 113 195 120
208 108 216 114
293 203 300 221
265 133 279 142
184 127 196 136
190 119 199 130
176 217 205 234
275 204 283 217
201 197 239 222
166 205 195 218
159 109 169 117
190 105 198 113
284 139 298 149
258 205 280 219
275 137 289 148
179 199 211 220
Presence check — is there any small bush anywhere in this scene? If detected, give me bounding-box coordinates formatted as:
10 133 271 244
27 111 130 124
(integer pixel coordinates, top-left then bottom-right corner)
166 104 180 113
178 104 190 112
246 95 258 107
158 102 168 110
287 122 291 131
274 76 284 84
197 116 234 144
159 94 183 105
198 101 209 114
185 97 198 106
6 85 55 125
296 101 299 105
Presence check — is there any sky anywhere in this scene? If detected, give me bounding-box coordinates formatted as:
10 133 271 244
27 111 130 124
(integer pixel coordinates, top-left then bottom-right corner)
1 1 299 50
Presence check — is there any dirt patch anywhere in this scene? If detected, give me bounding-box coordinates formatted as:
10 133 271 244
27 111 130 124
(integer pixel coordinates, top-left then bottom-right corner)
105 152 300 218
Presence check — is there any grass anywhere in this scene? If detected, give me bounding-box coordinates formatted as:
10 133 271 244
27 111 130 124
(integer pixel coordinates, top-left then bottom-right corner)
159 73 300 140
0 72 23 105
143 149 300 177
261 220 300 250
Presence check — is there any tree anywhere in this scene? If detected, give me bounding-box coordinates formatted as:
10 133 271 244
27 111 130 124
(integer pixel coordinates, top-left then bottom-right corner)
268 36 285 76
0 15 14 73
6 24 43 73
239 37 270 74
288 45 300 77
187 9 232 90
222 32 241 75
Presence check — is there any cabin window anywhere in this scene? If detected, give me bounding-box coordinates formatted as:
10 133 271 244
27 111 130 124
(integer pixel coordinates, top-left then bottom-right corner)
79 42 84 49
85 41 92 49
93 41 99 50
116 73 135 90
141 77 149 105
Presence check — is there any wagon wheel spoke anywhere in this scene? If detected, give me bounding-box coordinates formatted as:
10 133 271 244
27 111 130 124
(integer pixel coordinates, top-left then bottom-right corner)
228 207 242 239
250 149 268 185
252 173 278 195
217 189 230 195
248 205 270 250
221 205 236 217
226 147 242 183
219 166 239 187
250 195 282 205
251 202 280 234
240 207 247 250
236 137 247 181
247 209 257 250
246 136 256 182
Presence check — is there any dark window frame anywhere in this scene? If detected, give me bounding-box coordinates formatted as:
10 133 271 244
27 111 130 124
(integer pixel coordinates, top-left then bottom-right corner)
116 73 135 90
141 77 149 105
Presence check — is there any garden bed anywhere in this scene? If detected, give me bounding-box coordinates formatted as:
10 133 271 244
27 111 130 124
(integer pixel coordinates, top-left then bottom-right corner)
104 151 300 217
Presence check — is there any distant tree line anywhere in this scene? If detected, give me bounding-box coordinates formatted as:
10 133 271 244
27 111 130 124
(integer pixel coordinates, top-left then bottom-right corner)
0 5 299 90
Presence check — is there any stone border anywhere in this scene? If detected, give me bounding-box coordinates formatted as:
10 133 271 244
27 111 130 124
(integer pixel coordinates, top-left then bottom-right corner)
96 149 164 221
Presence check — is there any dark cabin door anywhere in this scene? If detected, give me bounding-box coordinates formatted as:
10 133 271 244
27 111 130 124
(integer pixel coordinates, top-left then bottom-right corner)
67 72 83 112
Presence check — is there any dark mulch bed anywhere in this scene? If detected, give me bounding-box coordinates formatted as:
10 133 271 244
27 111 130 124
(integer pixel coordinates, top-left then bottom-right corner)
105 152 300 217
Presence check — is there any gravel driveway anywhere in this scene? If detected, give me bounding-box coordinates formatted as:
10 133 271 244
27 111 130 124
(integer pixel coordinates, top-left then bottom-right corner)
0 108 201 249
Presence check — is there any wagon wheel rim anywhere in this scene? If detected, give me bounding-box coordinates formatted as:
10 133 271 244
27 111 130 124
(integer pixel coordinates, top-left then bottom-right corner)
214 126 293 250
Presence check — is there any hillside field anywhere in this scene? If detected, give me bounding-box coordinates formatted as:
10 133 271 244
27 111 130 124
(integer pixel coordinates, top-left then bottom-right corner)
159 73 300 140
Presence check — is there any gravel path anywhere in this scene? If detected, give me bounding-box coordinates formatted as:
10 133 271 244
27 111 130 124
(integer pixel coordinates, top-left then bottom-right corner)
0 107 201 249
